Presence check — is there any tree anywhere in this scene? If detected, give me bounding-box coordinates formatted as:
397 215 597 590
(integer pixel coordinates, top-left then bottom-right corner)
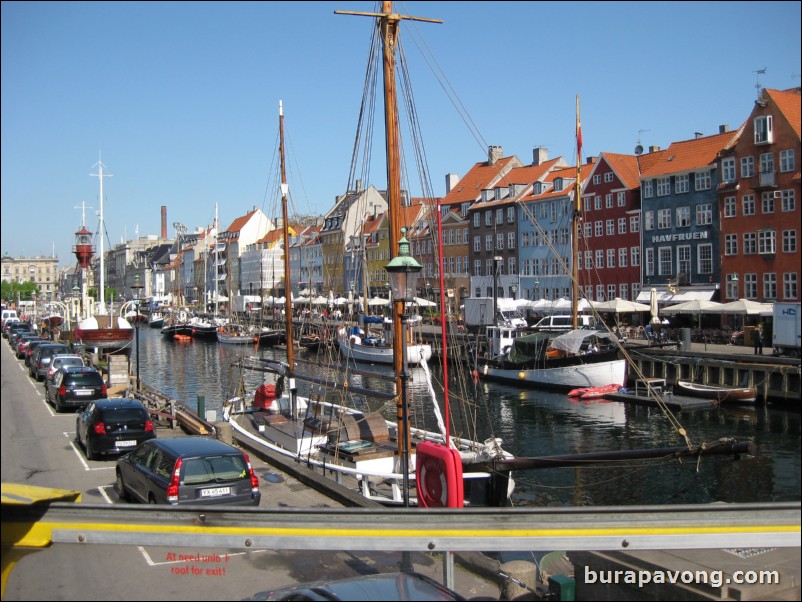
1 280 39 304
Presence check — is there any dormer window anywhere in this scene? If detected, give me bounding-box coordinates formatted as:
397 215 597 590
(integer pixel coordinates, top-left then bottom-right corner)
754 115 773 144
533 182 542 195
554 178 563 192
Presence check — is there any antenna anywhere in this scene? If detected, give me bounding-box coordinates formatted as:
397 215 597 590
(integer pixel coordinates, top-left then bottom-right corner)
173 222 188 238
754 67 767 100
635 129 650 155
74 201 94 227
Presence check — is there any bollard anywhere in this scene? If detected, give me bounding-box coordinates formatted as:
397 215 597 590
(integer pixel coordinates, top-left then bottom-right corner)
197 395 205 420
499 560 537 600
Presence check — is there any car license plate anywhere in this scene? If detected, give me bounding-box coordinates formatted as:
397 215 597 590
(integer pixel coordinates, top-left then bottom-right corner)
116 440 137 448
75 389 93 396
200 487 231 498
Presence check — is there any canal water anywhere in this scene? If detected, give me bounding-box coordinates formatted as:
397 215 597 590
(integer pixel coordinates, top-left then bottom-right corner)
132 327 800 507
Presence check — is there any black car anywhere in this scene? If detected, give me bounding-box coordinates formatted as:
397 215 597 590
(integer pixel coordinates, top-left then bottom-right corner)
115 437 261 506
46 365 108 412
6 321 32 341
75 398 156 460
24 339 51 369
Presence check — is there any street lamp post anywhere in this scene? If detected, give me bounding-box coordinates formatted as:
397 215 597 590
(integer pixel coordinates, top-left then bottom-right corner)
511 283 518 300
385 228 422 508
131 275 144 392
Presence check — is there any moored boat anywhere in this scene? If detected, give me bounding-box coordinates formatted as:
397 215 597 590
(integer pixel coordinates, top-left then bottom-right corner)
675 381 758 404
567 383 622 400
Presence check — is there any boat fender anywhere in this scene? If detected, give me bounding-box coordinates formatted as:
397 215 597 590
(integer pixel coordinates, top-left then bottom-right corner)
619 387 628 394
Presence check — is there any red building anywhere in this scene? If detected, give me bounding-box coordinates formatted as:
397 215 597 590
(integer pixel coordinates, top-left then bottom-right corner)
719 88 801 303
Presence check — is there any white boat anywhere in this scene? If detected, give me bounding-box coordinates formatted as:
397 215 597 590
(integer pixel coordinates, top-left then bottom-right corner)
336 317 432 366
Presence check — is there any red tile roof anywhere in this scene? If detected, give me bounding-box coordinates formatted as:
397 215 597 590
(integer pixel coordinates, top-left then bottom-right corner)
766 87 801 139
442 156 521 206
639 130 741 177
600 153 641 190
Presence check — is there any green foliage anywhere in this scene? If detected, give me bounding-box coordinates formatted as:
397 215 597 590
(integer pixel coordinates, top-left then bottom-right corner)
1 280 39 302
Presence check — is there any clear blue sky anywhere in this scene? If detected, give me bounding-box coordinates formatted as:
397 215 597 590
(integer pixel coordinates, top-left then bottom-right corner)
2 1 800 268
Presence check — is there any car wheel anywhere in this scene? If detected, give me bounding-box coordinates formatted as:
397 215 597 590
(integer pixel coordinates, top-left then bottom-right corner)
148 494 157 505
115 471 130 502
85 440 96 461
54 397 63 413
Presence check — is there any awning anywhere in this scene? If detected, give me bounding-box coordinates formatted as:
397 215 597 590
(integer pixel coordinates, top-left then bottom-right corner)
635 288 717 303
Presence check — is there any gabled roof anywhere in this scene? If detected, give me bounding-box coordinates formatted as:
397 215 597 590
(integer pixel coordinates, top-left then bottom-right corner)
224 208 260 235
765 87 801 139
520 164 587 202
639 130 741 178
598 153 642 190
442 156 520 206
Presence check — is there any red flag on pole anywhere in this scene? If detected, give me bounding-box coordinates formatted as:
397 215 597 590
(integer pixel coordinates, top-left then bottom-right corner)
576 96 582 158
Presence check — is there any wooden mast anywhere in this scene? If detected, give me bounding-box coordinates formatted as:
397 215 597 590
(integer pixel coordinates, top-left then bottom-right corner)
572 95 582 329
279 101 294 370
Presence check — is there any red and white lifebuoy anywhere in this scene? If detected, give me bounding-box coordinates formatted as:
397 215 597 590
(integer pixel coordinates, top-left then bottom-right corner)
415 441 464 508
419 458 448 507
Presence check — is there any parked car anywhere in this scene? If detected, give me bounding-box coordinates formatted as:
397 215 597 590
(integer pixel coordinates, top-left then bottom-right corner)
46 354 85 383
3 318 22 338
115 437 261 506
531 314 598 333
247 572 467 601
29 343 71 381
6 321 32 342
46 366 108 413
76 398 156 460
13 334 42 357
24 339 51 369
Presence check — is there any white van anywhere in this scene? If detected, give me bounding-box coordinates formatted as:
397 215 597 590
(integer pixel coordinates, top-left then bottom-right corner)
1 308 19 328
532 314 597 333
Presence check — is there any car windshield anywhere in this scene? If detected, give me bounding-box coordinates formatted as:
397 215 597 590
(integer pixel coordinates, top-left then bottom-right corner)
68 373 103 386
182 455 247 485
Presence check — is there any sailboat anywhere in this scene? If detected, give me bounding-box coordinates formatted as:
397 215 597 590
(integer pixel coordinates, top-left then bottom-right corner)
473 97 628 390
72 162 134 353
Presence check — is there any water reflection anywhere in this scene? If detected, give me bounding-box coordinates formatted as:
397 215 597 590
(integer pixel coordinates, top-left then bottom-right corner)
133 327 800 506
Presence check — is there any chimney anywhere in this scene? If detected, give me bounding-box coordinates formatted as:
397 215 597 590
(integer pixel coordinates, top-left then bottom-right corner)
694 132 704 139
586 156 597 165
649 145 660 153
445 173 460 194
719 124 730 133
488 145 503 165
161 206 167 239
532 147 548 166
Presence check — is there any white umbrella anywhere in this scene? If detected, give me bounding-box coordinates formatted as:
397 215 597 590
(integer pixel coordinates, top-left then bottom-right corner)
591 298 651 314
661 300 723 315
411 297 437 307
367 296 390 306
649 288 660 325
717 299 774 315
311 295 329 305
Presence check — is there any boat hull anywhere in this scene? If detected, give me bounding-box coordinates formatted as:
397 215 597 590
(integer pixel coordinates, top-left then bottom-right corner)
338 339 432 366
73 316 133 351
675 381 757 404
479 357 628 391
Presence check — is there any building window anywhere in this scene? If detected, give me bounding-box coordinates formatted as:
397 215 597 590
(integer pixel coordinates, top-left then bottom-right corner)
644 248 654 276
696 203 712 225
677 245 691 277
508 257 515 275
754 115 773 144
675 174 689 194
619 247 628 268
759 152 775 178
485 211 492 226
657 208 671 229
644 211 654 231
595 221 603 237
584 223 592 238
763 273 777 300
698 244 713 274
594 196 601 210
607 284 617 299
604 172 613 183
607 248 615 268
695 170 711 191
643 180 653 198
485 234 492 251
473 236 481 252
631 246 640 267
495 208 503 225
676 206 691 227
595 250 604 269
784 273 798 300
762 192 775 214
618 218 627 234
620 283 629 300
496 233 504 250
658 247 672 276
605 194 613 208
758 230 776 255
722 157 736 182
783 230 797 253
632 283 641 299
585 251 593 270
507 231 515 249
593 174 601 184
656 177 670 196
630 215 640 233
781 189 796 212
617 191 626 206
741 156 755 178
743 232 757 255
606 220 615 236
742 194 755 215
725 233 738 256
780 149 795 173
724 197 737 217
745 273 758 299
726 274 739 300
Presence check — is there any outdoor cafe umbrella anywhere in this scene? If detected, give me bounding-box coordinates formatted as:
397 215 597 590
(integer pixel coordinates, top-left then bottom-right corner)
590 298 651 313
649 288 660 325
411 297 437 307
717 299 774 315
660 300 724 315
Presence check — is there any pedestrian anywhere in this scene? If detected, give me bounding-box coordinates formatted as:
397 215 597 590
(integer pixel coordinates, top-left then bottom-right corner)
753 324 763 355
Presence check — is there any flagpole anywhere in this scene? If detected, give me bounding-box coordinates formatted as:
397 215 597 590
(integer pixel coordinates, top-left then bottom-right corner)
572 95 581 328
